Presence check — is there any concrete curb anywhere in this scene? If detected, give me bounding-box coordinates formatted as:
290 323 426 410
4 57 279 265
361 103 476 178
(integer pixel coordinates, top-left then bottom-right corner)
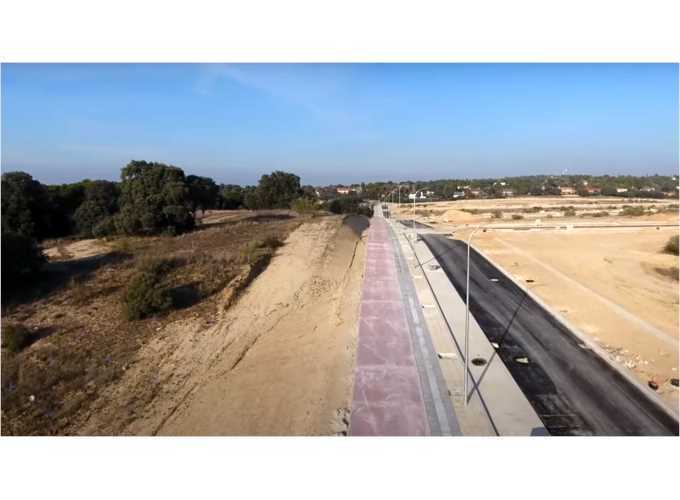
468 240 679 422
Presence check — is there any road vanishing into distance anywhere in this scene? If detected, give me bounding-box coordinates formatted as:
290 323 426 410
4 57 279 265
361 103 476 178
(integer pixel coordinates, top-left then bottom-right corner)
416 230 678 435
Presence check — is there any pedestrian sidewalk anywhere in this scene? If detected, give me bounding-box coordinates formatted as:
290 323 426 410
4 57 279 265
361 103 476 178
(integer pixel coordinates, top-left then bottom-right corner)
349 210 459 435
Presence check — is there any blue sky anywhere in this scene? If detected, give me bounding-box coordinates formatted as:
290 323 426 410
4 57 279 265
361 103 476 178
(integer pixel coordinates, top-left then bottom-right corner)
1 63 678 186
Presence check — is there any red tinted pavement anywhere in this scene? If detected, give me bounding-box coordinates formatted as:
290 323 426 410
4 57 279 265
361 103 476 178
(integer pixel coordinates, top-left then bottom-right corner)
350 217 430 435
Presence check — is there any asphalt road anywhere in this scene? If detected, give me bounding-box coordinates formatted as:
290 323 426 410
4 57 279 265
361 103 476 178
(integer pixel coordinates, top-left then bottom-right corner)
421 234 678 436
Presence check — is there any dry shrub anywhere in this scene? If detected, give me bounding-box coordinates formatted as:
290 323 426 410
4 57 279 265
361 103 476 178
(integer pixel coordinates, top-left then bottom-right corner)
664 235 679 255
621 206 646 216
122 258 176 320
291 197 318 214
1 323 31 353
239 236 283 265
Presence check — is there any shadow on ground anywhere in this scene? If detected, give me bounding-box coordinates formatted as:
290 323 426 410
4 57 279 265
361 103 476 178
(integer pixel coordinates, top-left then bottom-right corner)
2 250 132 309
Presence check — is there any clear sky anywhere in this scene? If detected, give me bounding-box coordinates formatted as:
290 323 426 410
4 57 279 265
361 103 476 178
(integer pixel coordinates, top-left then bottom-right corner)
1 63 678 186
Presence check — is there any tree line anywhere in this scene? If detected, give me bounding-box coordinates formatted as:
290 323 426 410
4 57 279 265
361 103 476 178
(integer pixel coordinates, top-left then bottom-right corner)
1 161 312 292
359 174 679 201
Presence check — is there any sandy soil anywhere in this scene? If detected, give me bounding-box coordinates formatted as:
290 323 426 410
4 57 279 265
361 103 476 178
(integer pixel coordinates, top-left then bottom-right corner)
43 238 110 261
396 196 678 226
399 197 679 410
76 216 366 435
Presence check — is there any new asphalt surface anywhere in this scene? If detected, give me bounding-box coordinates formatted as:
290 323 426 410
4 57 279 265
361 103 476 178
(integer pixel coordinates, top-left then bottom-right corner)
421 233 678 436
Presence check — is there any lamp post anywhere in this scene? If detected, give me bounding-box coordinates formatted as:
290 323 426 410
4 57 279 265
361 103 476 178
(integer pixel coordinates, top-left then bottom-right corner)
388 188 398 218
411 189 427 241
464 226 482 406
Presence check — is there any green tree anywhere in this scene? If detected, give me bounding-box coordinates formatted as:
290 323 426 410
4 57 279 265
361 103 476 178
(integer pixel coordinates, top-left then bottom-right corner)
1 171 51 239
116 160 195 235
254 171 302 209
219 184 245 209
1 231 46 293
186 175 219 215
46 181 88 236
242 186 260 210
74 180 119 237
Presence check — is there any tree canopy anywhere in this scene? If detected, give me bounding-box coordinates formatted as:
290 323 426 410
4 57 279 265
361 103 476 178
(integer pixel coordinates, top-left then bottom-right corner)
116 160 195 235
74 180 120 237
186 175 219 214
250 171 302 209
1 171 52 239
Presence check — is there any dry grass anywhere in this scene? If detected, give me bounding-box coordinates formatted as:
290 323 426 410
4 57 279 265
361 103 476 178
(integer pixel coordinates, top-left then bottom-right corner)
1 212 302 435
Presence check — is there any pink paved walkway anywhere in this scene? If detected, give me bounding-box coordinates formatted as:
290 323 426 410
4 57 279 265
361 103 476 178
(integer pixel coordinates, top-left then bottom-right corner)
350 217 430 435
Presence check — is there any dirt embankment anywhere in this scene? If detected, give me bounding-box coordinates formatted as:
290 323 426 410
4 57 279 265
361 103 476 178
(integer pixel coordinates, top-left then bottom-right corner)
76 216 367 436
1 213 301 435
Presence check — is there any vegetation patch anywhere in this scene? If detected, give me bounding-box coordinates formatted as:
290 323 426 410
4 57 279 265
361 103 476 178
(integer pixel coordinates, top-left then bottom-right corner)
290 197 319 215
621 205 647 216
326 196 373 217
122 258 177 320
664 235 679 255
1 323 32 353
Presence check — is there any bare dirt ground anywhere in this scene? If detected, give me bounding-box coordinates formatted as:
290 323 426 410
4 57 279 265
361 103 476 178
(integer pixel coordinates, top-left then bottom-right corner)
74 215 366 436
43 238 111 261
396 197 679 410
396 195 678 226
1 211 307 435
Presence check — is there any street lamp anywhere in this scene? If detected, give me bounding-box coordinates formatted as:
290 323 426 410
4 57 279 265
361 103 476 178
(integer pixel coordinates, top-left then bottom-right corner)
411 189 428 241
463 226 483 406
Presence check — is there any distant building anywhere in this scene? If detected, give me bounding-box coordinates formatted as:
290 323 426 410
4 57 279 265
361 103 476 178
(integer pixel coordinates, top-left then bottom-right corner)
336 186 353 195
467 188 482 197
616 187 629 193
585 186 601 195
640 186 656 192
501 189 514 197
559 186 577 195
452 191 466 199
